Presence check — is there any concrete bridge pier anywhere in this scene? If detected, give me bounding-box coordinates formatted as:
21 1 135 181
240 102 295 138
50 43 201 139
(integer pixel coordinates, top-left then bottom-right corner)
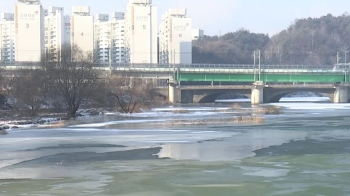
334 85 349 103
251 81 265 105
168 82 180 103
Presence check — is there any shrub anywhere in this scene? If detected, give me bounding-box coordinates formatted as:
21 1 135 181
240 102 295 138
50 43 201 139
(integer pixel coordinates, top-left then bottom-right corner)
231 103 242 110
253 106 283 115
0 129 8 135
172 109 190 114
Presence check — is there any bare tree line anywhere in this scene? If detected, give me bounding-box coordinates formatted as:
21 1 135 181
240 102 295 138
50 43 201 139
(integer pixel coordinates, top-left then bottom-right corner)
0 44 164 119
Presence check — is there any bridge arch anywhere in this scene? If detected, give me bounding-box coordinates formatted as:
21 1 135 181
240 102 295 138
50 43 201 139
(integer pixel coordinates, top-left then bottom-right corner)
265 90 333 103
198 92 251 103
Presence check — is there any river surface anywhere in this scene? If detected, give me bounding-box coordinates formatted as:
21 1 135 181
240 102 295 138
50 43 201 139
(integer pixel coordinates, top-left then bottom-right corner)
1 98 350 196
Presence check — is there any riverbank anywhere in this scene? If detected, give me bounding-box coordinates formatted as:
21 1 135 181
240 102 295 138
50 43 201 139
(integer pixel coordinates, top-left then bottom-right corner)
0 105 285 132
0 108 144 132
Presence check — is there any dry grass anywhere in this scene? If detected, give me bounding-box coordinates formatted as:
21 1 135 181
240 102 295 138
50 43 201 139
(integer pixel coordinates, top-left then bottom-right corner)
155 115 264 126
233 116 264 124
253 106 283 115
45 120 66 128
172 109 191 114
169 120 208 125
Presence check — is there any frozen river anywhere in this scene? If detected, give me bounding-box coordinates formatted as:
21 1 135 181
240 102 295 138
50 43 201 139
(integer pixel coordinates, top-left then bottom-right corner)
1 99 350 196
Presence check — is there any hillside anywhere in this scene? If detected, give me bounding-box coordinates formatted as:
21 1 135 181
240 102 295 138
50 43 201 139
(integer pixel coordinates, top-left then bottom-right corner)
193 29 270 64
193 13 350 65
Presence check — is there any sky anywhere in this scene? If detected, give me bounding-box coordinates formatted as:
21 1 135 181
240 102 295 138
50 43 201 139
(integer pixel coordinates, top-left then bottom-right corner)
1 0 350 36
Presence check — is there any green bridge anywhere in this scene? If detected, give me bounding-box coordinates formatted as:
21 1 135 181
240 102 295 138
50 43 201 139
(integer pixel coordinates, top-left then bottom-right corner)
110 64 350 84
176 72 349 83
168 65 350 83
159 65 350 104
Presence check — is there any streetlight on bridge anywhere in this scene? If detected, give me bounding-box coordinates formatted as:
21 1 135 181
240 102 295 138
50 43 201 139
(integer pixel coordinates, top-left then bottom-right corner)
253 50 262 82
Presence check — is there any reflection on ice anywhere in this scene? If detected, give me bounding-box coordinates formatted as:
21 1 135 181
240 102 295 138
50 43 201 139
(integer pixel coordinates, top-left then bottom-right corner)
152 107 230 112
69 119 170 128
241 167 290 177
270 102 350 110
216 97 331 103
158 130 307 161
279 97 331 102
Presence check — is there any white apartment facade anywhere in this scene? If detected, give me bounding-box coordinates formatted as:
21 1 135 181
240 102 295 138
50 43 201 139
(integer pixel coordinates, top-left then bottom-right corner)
14 0 45 62
159 8 192 64
192 29 204 40
125 0 158 64
0 13 15 63
71 6 94 56
94 12 125 63
44 7 70 60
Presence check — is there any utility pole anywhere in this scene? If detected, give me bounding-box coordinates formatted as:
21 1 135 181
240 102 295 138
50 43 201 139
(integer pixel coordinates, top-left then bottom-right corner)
345 51 348 64
254 51 256 65
337 52 339 64
311 32 314 54
253 51 256 81
149 5 153 64
0 48 2 65
258 50 261 81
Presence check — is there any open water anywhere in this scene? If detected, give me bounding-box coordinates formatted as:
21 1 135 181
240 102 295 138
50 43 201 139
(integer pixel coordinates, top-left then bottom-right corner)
1 98 350 196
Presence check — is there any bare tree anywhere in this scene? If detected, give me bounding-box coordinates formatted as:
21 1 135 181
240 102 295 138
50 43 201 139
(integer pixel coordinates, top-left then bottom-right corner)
0 68 6 109
107 77 160 113
44 44 101 119
2 73 15 98
13 69 44 116
0 68 15 110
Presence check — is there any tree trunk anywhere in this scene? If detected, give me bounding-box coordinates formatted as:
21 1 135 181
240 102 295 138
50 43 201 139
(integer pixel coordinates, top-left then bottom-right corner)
67 107 78 119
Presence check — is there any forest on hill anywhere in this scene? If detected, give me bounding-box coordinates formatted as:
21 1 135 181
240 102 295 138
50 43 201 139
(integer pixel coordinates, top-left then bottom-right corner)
193 13 350 65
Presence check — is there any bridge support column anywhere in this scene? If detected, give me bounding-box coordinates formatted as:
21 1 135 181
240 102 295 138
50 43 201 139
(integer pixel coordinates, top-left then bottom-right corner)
129 77 134 87
251 81 264 105
168 83 179 103
153 78 158 87
334 85 349 103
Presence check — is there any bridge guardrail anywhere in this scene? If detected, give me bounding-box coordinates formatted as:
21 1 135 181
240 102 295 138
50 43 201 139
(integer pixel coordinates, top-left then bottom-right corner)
0 62 339 69
1 62 349 74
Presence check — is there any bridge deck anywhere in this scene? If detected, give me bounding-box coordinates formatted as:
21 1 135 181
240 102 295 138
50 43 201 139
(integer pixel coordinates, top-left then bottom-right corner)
2 64 349 84
178 84 339 90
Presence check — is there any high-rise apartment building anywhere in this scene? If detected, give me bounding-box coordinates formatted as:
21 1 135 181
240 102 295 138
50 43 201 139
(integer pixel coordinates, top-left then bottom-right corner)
192 29 204 40
0 13 15 63
125 0 158 64
44 7 70 60
71 6 93 55
159 9 192 64
94 12 125 63
14 0 45 62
